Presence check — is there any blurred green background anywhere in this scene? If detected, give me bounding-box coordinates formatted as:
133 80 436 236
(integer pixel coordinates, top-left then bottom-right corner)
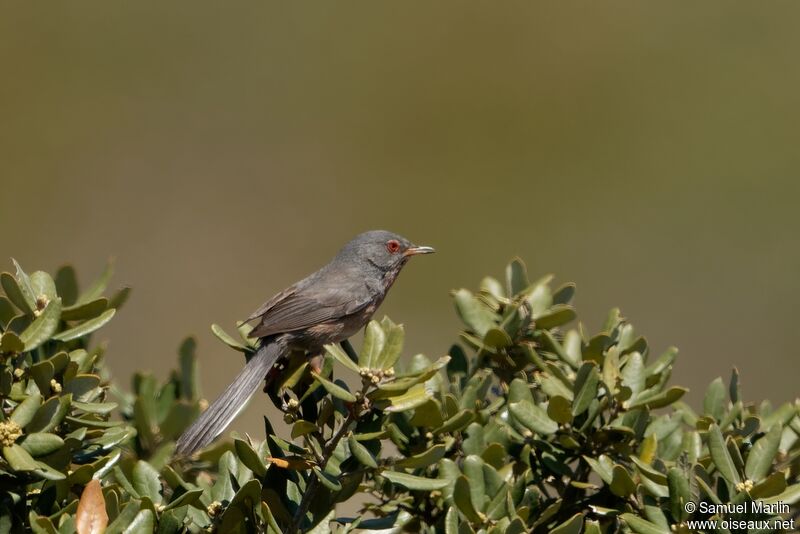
2 3 798 438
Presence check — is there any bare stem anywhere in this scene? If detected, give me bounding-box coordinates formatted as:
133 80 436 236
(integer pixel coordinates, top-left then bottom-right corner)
287 381 369 534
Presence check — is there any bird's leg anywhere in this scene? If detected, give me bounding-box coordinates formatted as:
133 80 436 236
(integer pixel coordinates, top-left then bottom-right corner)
308 354 324 375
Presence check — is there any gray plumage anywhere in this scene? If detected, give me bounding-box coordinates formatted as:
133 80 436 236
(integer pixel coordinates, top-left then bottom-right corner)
175 230 433 455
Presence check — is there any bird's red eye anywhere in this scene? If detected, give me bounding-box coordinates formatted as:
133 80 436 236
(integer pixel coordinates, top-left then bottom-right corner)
386 239 401 254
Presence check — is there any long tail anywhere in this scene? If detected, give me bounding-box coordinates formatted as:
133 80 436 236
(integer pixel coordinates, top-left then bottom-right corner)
175 338 288 456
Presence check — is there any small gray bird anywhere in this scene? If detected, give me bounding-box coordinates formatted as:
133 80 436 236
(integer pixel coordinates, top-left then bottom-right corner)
175 230 434 455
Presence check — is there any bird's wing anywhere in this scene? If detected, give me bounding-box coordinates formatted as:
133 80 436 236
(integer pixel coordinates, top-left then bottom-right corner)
244 285 297 323
248 282 372 338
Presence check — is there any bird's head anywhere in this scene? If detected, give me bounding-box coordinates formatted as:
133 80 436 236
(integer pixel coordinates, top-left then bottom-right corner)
339 230 434 272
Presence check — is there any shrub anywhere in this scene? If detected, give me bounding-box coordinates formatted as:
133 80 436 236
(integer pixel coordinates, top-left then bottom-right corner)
0 258 798 533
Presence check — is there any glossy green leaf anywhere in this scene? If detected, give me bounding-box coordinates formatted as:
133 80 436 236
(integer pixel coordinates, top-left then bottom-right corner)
667 468 691 521
708 424 740 486
53 309 115 342
509 401 558 435
28 394 71 434
547 395 573 424
0 331 24 353
360 320 386 370
211 323 250 353
61 298 108 321
54 265 79 306
375 316 404 370
453 475 484 523
19 433 64 457
1 271 34 315
620 514 669 534
381 470 448 490
572 362 599 416
133 460 162 504
453 289 496 337
312 373 356 403
628 387 688 410
550 513 583 534
396 444 445 469
610 465 636 497
325 343 361 374
383 383 433 413
433 409 475 435
234 438 267 478
20 298 62 351
534 304 576 329
11 394 43 427
745 424 782 482
348 434 378 468
703 377 726 421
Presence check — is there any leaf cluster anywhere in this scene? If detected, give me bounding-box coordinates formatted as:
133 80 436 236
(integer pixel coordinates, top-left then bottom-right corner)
1 258 799 533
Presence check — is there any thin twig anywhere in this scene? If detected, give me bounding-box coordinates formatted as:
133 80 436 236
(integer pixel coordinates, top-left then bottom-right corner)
287 382 369 534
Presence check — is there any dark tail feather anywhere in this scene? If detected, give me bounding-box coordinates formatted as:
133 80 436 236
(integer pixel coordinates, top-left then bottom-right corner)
175 338 287 456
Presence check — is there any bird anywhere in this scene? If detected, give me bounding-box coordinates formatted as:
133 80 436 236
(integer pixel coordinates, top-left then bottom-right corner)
175 230 434 455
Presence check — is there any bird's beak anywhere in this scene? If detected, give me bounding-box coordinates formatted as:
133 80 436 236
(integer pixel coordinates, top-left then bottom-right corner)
404 245 435 257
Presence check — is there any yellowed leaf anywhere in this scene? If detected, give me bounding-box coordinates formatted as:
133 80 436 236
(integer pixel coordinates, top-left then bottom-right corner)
76 479 108 534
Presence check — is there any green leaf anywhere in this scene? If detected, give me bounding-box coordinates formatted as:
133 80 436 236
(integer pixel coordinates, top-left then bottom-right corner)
348 434 378 468
325 343 361 374
61 298 108 321
628 387 688 410
164 488 204 511
610 465 636 497
584 455 614 484
668 468 691 521
383 383 433 413
0 331 24 353
52 308 115 342
123 509 154 534
762 483 800 505
509 401 558 435
54 265 79 306
550 513 584 534
506 258 529 296
234 438 267 478
621 352 645 400
745 424 782 482
547 395 573 424
3 444 40 471
534 304 577 329
11 394 43 427
28 394 71 433
453 289 496 337
707 424 740 486
750 471 787 499
704 377 726 421
19 433 64 457
572 362 599 416
396 444 446 469
620 514 669 534
312 373 356 403
211 324 250 353
20 298 62 351
453 475 484 523
433 409 475 435
382 470 448 490
290 420 318 439
1 271 34 315
133 460 162 504
483 328 512 349
376 316 404 370
360 320 386 369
